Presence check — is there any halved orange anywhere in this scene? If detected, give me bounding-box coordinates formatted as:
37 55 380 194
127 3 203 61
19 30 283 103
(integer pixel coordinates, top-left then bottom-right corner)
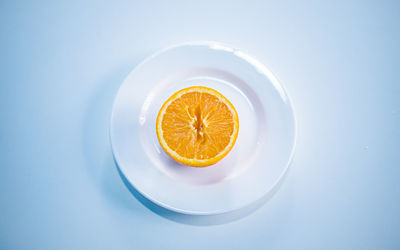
156 86 239 167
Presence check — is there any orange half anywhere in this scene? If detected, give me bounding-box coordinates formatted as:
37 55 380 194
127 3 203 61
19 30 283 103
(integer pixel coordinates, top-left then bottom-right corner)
156 86 239 167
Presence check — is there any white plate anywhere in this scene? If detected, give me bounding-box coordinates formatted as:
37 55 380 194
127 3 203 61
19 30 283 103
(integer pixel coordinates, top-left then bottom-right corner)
110 42 296 215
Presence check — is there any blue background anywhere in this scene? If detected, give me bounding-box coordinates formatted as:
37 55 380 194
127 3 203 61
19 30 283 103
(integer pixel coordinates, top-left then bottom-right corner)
1 0 399 249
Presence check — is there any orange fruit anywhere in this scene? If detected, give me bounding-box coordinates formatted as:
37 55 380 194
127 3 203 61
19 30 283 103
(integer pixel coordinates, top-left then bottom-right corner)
156 86 239 167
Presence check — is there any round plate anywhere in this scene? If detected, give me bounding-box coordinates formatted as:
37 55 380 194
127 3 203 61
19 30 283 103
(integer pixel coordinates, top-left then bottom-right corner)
110 42 296 215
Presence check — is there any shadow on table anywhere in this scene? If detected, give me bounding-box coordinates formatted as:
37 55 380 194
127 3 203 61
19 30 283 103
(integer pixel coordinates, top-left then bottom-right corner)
115 156 289 226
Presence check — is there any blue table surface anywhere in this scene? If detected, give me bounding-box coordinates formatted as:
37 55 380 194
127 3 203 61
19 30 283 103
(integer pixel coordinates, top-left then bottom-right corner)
1 1 399 249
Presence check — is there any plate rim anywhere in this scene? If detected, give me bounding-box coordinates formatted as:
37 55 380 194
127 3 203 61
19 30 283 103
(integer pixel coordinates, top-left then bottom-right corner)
110 41 298 215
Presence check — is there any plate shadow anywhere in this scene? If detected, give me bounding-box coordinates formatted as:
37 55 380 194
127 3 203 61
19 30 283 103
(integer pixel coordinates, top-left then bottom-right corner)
115 157 290 226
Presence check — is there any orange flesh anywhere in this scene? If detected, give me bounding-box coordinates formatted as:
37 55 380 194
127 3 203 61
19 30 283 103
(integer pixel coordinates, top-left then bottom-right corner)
162 91 234 160
157 87 239 166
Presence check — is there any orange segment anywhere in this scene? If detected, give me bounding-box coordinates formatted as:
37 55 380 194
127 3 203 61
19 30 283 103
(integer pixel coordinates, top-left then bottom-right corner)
156 86 239 167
